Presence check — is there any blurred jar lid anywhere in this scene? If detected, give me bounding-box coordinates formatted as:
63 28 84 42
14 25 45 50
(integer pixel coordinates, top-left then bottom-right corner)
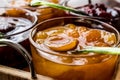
115 0 120 3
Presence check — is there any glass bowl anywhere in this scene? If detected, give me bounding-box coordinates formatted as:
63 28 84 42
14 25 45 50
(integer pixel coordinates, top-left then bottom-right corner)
29 16 120 80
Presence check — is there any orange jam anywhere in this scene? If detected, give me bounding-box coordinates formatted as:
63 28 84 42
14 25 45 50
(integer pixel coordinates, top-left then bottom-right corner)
31 24 118 80
35 24 116 51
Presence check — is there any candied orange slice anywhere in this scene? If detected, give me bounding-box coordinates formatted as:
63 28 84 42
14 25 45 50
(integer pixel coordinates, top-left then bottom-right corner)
85 29 101 42
44 35 77 51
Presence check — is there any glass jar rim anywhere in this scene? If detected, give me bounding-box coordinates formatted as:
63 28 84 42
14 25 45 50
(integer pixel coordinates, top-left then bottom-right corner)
29 16 120 57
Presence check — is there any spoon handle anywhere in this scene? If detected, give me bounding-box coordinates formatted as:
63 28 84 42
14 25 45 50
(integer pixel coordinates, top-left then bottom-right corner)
0 39 37 79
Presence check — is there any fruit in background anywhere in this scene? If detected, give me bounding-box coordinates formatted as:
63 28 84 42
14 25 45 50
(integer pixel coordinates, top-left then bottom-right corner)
75 4 119 21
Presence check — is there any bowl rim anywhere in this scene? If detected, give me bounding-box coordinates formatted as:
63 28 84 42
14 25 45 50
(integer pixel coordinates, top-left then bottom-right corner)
29 16 120 57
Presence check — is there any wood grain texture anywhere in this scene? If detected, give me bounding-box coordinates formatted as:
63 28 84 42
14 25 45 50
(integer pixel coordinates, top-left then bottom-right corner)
0 64 120 80
0 65 54 80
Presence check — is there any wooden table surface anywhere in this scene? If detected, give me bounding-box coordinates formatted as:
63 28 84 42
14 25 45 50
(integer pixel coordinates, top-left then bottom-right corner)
0 62 120 80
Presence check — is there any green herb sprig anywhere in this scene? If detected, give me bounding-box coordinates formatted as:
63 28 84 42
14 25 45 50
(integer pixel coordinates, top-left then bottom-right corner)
70 46 120 55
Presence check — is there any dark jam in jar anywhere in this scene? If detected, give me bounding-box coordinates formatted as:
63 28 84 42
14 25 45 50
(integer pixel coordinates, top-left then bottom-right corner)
0 16 33 69
0 17 32 36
